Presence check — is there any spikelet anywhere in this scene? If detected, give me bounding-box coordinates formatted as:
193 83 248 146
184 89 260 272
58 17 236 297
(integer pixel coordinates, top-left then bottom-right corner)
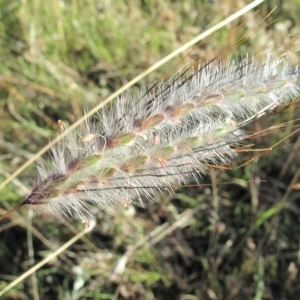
9 55 297 225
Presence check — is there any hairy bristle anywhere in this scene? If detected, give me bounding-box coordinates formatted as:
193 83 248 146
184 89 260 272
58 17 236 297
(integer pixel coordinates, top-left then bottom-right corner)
19 56 300 222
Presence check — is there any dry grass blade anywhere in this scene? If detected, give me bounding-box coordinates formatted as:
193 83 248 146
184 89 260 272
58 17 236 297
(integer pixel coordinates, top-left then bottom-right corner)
0 221 95 298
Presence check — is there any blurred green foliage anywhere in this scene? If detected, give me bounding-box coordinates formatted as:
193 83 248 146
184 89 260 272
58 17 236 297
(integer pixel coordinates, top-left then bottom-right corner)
0 0 300 299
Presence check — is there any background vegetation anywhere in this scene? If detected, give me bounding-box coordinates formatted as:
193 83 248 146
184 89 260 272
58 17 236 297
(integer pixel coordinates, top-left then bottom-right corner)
0 0 300 299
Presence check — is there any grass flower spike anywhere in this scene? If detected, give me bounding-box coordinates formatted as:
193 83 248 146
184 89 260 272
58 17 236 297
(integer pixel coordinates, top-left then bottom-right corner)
1 55 298 225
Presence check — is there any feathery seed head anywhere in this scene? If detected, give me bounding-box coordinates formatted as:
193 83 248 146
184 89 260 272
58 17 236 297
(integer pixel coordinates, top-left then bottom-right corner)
1 56 300 223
